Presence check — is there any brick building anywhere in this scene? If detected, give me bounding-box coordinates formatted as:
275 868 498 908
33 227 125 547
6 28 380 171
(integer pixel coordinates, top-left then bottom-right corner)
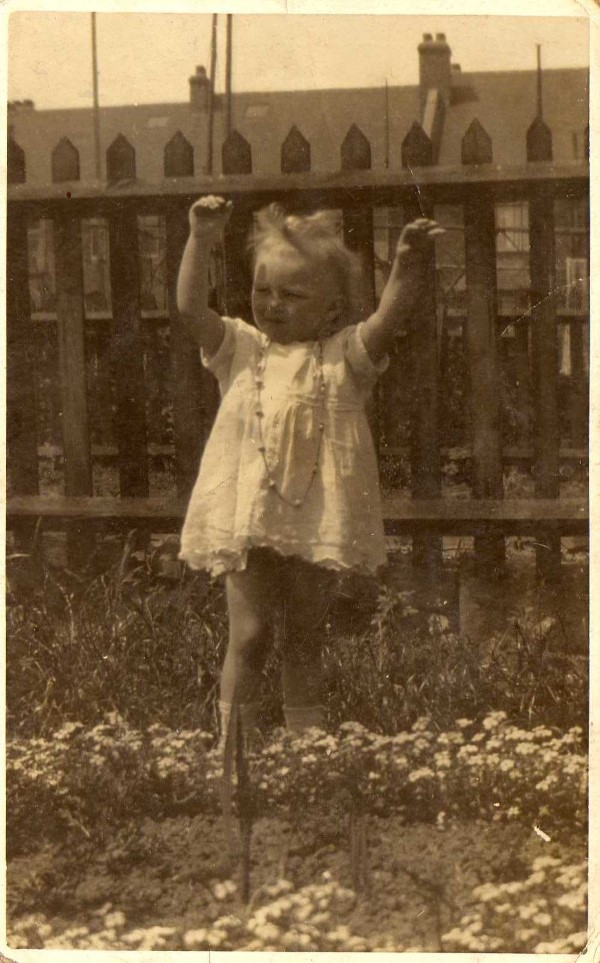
8 34 589 371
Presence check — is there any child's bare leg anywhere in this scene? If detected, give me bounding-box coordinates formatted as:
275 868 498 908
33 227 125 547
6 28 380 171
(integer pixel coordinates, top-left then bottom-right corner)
222 549 281 704
281 559 335 732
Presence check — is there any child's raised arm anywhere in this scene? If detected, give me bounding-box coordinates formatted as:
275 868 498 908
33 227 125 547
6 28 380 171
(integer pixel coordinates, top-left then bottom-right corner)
361 218 444 364
176 196 233 356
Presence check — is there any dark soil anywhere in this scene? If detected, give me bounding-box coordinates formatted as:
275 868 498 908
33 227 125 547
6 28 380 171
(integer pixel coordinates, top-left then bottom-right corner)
7 812 584 951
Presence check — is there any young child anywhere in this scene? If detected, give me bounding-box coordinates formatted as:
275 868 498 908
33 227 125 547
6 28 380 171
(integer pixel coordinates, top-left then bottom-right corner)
177 198 442 749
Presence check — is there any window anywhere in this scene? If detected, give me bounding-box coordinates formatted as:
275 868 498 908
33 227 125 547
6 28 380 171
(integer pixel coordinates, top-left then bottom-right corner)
433 204 466 321
495 202 531 316
27 219 57 319
565 258 589 314
554 197 589 316
88 223 107 263
82 218 112 318
138 215 167 318
495 202 529 253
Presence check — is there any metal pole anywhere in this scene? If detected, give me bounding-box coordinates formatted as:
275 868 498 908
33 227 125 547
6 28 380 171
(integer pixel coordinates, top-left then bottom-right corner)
384 78 390 170
536 44 543 117
206 13 218 175
225 14 233 137
92 13 102 179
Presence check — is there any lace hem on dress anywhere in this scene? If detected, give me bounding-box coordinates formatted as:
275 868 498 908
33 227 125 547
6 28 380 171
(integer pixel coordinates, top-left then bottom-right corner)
178 537 386 578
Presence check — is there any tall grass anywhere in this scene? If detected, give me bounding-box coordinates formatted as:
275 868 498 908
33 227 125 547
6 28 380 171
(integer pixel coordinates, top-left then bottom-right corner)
323 587 588 734
7 541 227 737
7 545 587 739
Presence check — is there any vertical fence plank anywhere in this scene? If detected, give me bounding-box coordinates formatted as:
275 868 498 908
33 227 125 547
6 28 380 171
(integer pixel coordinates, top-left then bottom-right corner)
342 205 377 318
403 188 442 570
343 202 380 451
529 184 561 581
7 206 39 549
341 113 379 461
108 205 149 498
166 204 205 500
54 210 95 566
463 187 505 577
569 319 587 448
224 202 254 323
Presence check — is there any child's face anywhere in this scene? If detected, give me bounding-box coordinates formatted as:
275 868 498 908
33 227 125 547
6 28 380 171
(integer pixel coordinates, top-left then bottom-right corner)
252 243 343 344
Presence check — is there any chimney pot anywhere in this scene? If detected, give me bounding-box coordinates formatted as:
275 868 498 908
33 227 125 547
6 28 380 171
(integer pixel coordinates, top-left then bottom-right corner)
190 64 209 111
418 33 452 108
452 63 461 73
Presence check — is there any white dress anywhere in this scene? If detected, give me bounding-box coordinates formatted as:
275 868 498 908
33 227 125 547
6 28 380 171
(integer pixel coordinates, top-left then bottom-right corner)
179 316 389 576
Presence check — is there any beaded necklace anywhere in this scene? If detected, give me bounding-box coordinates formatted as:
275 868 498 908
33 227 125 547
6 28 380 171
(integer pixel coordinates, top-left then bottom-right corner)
254 336 325 508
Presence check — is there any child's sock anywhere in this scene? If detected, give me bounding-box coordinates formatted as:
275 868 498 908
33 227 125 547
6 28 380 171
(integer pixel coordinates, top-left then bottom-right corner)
218 699 262 855
218 699 261 753
284 704 325 733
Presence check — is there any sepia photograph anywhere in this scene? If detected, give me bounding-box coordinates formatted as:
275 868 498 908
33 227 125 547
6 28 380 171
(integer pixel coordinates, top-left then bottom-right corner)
4 0 594 956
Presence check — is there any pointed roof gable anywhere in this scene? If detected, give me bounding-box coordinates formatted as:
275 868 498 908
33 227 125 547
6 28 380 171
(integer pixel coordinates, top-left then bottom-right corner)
8 66 588 186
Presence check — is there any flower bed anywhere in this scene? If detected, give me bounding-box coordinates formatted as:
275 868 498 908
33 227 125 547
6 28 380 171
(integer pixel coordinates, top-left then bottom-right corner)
8 711 586 858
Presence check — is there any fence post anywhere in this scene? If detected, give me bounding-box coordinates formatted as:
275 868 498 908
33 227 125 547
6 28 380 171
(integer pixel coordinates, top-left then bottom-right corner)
224 202 254 326
108 204 150 499
166 204 206 501
408 196 442 570
54 210 95 568
463 186 505 578
343 202 380 454
529 183 561 581
400 137 442 570
7 206 40 551
340 129 379 455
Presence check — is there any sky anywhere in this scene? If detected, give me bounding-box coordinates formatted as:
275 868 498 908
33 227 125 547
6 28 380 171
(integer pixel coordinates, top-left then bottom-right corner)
6 9 591 111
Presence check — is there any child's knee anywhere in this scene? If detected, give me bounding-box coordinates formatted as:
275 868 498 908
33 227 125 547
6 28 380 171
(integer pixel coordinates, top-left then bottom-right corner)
229 614 271 663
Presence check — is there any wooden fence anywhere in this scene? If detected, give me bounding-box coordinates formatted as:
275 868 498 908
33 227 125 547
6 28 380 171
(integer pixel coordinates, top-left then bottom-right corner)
7 120 589 580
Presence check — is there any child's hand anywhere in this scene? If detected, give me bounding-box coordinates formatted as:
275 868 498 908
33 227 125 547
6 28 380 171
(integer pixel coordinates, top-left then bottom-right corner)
395 218 445 261
188 195 233 237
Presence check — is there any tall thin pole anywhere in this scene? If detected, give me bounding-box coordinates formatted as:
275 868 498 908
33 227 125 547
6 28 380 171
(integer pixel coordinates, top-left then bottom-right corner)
536 44 543 117
225 14 233 137
384 78 390 170
206 13 218 175
91 13 102 179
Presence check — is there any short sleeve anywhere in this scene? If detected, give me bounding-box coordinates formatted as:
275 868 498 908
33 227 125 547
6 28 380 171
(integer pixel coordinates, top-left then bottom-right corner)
343 321 389 389
200 315 239 384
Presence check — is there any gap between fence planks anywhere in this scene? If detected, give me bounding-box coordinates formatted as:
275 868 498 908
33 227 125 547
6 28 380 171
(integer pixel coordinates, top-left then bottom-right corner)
108 206 150 499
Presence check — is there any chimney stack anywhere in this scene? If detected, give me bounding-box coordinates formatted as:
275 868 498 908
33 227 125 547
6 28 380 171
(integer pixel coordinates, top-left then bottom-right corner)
418 32 452 109
189 65 209 111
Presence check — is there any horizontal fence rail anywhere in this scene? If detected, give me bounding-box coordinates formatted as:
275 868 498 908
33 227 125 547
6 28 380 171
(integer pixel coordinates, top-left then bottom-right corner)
7 158 589 578
7 495 588 537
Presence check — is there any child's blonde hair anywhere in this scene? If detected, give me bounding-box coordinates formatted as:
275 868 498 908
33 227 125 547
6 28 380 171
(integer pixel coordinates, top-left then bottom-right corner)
250 203 366 327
